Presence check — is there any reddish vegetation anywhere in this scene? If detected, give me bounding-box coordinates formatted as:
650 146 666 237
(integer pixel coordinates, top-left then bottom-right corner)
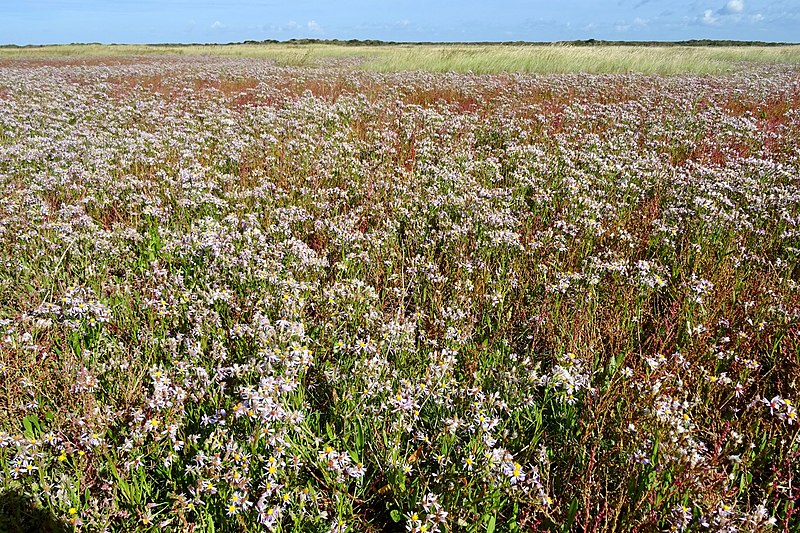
0 56 798 532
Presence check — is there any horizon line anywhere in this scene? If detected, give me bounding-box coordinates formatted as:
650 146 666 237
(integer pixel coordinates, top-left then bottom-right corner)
2 38 799 48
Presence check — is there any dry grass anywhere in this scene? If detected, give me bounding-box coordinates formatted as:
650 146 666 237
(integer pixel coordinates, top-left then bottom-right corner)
1 43 800 74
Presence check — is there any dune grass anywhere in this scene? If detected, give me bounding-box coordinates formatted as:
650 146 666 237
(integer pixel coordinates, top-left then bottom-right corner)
1 42 800 74
361 44 800 74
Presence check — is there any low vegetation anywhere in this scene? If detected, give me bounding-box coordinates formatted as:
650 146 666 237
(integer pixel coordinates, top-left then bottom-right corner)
0 55 798 531
1 42 800 74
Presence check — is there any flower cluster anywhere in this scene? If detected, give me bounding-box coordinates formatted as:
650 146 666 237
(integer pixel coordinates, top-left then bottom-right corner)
0 56 797 531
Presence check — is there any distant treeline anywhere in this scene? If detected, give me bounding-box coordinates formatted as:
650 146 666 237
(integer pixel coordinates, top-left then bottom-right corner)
1 39 797 49
243 38 798 47
236 39 799 47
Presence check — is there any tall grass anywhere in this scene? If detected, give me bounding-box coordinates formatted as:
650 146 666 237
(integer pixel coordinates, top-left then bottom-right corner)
1 43 800 74
362 44 800 74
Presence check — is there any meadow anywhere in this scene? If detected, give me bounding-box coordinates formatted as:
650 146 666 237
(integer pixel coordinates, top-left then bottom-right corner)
0 48 798 532
2 42 800 74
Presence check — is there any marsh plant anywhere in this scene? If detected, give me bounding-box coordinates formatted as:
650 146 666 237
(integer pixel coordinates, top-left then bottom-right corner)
0 56 798 531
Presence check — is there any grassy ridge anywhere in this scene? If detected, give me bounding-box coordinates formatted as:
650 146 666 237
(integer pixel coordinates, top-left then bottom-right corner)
1 43 800 74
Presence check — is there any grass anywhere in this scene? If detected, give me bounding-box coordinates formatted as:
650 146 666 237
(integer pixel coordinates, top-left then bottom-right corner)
1 42 800 74
361 44 800 74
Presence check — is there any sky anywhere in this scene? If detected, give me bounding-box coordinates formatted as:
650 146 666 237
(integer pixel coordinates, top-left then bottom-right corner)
1 0 798 45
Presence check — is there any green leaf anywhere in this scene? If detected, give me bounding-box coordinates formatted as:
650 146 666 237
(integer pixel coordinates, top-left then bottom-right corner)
650 436 661 465
22 415 41 438
390 510 402 523
487 514 496 533
354 418 365 452
565 498 579 531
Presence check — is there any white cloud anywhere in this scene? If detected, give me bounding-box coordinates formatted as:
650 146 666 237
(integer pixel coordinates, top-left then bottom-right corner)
725 0 744 13
700 0 747 27
702 9 719 25
613 17 649 32
307 20 321 32
211 20 224 30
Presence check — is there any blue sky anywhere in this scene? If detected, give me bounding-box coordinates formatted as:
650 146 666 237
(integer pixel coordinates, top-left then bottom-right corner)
2 0 798 45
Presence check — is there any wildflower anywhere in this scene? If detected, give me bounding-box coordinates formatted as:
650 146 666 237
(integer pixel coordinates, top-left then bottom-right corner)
9 463 24 479
86 432 103 447
443 417 459 435
420 493 439 513
463 455 475 471
762 395 784 415
260 505 280 527
786 404 797 424
508 462 525 484
406 512 423 532
347 462 366 478
632 450 650 465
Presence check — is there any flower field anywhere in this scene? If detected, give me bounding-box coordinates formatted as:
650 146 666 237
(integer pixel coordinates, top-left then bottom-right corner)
0 55 798 531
